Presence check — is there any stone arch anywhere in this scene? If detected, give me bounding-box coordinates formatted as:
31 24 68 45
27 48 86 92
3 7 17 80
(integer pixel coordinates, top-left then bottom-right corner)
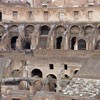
71 37 76 50
78 39 86 50
47 74 57 79
8 25 18 35
74 70 79 75
40 25 50 35
21 38 31 50
24 25 34 36
31 69 43 78
11 69 20 77
54 25 65 49
64 74 69 78
8 25 19 50
70 25 80 34
95 40 100 50
47 74 57 92
55 25 65 36
85 25 94 35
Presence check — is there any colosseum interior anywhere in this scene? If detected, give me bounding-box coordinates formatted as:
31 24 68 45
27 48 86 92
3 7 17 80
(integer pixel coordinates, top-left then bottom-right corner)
0 0 100 100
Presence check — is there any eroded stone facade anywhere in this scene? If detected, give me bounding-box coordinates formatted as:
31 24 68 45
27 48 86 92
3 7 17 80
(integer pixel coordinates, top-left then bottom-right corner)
0 0 100 100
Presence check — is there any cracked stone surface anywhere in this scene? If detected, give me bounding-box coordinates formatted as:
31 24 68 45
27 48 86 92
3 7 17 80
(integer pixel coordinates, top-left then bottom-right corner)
62 78 100 98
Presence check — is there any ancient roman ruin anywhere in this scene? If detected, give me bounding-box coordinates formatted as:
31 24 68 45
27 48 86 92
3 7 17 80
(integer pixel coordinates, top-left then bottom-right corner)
0 0 100 100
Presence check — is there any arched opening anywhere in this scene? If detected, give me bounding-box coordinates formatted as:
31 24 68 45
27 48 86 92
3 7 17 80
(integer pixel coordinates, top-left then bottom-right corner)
70 25 80 34
22 39 31 50
40 25 50 35
78 39 86 50
74 70 79 74
25 25 34 36
31 69 42 78
55 25 65 35
47 74 57 92
47 74 57 79
85 26 93 35
11 36 18 50
71 37 76 50
11 69 20 77
95 40 100 50
56 36 62 49
64 74 69 79
8 25 18 34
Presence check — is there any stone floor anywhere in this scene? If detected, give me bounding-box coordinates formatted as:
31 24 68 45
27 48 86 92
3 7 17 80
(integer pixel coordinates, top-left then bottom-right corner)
62 78 100 98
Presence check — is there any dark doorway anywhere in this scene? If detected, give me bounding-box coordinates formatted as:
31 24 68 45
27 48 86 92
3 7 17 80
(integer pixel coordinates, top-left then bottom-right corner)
74 70 79 74
22 39 31 50
12 99 20 100
11 36 18 50
0 12 2 22
56 36 62 49
95 40 100 50
71 37 76 50
85 26 93 35
24 42 31 49
65 74 69 78
40 25 50 35
47 74 57 92
31 69 42 78
78 39 86 50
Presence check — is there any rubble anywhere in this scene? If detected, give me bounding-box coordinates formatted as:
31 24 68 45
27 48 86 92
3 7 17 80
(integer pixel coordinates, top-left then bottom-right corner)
63 78 100 98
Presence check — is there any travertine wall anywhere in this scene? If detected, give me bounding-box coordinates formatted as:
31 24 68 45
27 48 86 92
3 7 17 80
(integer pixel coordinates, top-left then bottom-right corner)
32 0 100 7
0 4 100 22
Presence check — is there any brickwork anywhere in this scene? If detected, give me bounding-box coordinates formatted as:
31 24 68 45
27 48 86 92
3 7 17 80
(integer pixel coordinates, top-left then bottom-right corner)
0 0 100 100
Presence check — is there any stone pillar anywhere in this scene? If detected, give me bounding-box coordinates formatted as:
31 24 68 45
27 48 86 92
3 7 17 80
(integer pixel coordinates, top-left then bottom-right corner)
16 36 21 50
17 25 25 50
50 36 54 49
92 38 96 50
65 34 69 50
30 85 33 94
33 25 40 49
46 25 55 49
88 42 92 50
31 35 37 49
74 41 78 50
56 80 61 92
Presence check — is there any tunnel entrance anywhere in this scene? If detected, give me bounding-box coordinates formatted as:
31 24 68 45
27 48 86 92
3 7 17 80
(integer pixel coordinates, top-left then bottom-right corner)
22 39 31 50
0 12 2 22
47 74 57 92
11 36 18 50
31 69 42 78
23 42 31 49
56 36 62 49
40 25 50 35
71 37 76 50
